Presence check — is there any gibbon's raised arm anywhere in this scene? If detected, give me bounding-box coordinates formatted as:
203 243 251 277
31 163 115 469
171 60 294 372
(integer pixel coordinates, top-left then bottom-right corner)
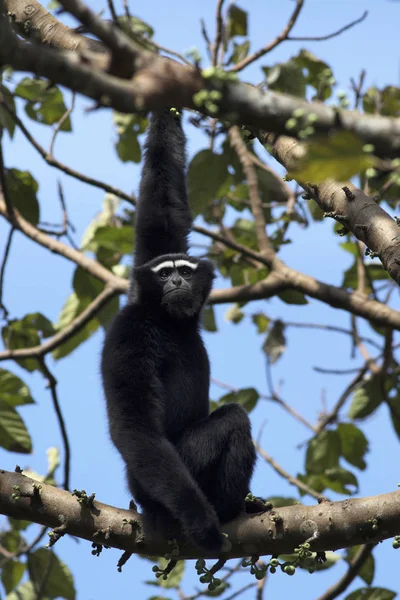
134 109 192 268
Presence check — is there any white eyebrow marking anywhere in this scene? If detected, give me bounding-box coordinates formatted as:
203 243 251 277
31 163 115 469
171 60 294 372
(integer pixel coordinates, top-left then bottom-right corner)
151 260 174 273
174 260 198 270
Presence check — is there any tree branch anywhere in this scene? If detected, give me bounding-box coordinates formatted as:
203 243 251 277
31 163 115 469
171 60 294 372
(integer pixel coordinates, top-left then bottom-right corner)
316 544 376 600
1 1 400 157
228 126 272 255
261 133 400 285
1 469 399 559
0 285 118 361
230 0 304 72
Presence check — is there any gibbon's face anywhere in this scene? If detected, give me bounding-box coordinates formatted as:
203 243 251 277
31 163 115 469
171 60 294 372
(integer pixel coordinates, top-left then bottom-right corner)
134 254 215 319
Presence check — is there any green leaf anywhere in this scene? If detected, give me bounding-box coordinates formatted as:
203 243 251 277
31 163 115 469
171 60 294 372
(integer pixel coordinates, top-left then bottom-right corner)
0 84 16 138
323 467 358 494
0 400 32 453
0 531 22 553
28 549 75 600
277 289 308 305
52 293 100 360
8 517 32 531
363 87 381 114
252 312 270 334
292 131 374 183
85 225 134 255
1 560 26 594
114 112 144 163
347 376 383 420
0 369 35 406
337 423 368 470
308 200 324 221
227 40 250 65
224 304 244 324
263 320 286 364
6 581 47 600
188 150 229 215
227 5 248 38
231 219 258 250
202 306 217 332
1 313 55 372
80 194 120 250
306 430 341 474
345 546 375 585
363 86 400 117
263 61 306 98
117 15 154 40
293 50 334 100
217 388 259 413
15 78 71 129
5 169 40 224
345 588 396 600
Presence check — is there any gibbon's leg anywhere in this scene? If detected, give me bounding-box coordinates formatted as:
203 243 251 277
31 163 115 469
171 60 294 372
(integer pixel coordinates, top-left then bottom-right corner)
122 434 223 551
174 404 256 523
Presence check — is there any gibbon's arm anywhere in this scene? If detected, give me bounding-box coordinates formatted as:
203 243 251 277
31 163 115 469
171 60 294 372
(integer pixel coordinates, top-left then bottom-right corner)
134 109 192 268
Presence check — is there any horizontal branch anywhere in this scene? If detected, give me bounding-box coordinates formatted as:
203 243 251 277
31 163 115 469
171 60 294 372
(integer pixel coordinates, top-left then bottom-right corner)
1 469 399 560
1 1 400 157
3 194 400 334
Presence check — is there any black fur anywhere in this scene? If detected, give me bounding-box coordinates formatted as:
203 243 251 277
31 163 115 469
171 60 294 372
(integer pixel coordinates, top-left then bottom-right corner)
101 109 256 552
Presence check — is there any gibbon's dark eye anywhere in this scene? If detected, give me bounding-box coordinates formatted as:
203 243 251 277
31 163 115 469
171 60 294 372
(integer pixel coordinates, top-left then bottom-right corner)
159 269 171 280
181 268 193 279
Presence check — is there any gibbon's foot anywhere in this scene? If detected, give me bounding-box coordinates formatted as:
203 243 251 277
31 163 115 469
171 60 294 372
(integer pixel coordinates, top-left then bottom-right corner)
183 511 224 552
245 494 272 514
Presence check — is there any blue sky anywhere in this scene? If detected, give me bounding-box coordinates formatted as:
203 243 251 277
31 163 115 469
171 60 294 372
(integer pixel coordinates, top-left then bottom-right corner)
1 0 400 598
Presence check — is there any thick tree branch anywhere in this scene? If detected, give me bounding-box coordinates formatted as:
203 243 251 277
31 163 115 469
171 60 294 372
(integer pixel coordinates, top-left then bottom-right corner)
261 133 400 285
1 470 399 560
1 2 400 157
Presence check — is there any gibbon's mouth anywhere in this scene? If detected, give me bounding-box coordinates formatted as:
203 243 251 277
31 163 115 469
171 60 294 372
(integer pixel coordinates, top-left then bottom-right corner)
164 289 192 297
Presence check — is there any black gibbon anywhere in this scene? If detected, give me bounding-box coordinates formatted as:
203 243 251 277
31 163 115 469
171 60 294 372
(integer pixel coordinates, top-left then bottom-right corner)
101 109 258 552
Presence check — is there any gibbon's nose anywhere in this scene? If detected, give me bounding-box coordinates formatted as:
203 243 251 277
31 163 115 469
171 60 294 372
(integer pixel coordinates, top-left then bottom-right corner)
171 272 182 286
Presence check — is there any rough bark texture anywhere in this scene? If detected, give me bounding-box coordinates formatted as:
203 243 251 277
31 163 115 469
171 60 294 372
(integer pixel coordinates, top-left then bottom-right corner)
1 470 400 559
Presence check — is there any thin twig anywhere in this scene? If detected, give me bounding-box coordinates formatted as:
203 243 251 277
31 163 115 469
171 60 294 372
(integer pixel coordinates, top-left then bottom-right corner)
212 0 226 66
39 358 71 491
0 226 14 319
316 544 376 600
0 130 16 225
211 377 316 432
288 10 368 42
200 18 213 61
314 367 368 435
0 101 136 205
228 126 272 256
106 0 118 24
230 0 304 72
224 583 256 600
49 93 76 157
255 442 326 501
0 285 119 361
